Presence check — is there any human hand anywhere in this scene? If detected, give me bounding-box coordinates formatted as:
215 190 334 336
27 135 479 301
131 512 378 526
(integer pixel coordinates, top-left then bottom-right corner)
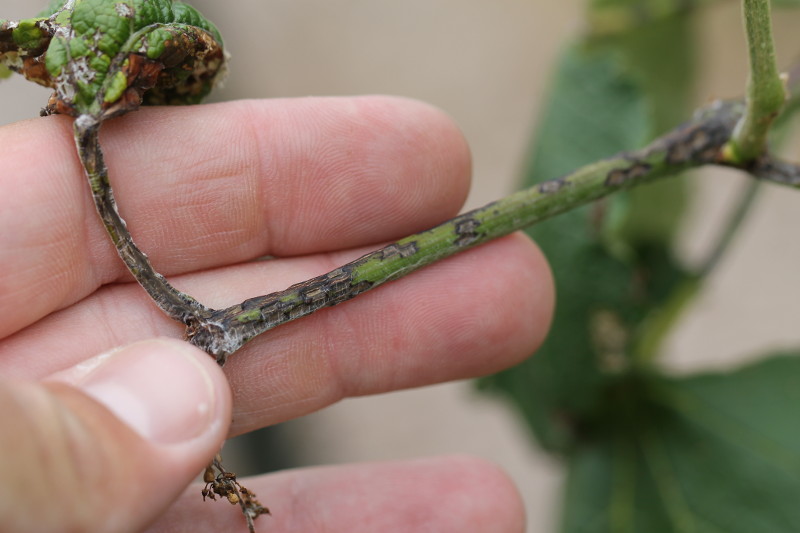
0 96 553 532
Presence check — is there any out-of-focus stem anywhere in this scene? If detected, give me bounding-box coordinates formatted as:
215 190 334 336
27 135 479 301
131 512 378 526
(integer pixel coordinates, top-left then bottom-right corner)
188 101 751 362
725 0 786 163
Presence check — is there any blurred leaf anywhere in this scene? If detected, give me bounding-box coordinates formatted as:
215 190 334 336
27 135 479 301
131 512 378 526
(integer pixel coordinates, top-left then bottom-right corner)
476 3 799 532
770 67 800 149
562 353 800 533
0 63 11 80
479 43 681 451
596 13 694 250
587 0 711 36
38 0 67 18
479 13 697 452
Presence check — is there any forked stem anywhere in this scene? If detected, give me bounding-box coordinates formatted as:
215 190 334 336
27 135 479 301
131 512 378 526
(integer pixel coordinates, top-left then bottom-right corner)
725 0 786 163
187 100 759 361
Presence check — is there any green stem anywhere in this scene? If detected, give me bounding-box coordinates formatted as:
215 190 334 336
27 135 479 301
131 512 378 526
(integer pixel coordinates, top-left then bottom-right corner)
187 101 745 362
725 0 786 163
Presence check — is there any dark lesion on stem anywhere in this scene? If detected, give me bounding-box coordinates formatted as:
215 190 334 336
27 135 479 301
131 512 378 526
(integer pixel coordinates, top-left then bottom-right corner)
187 261 378 363
184 94 800 362
381 241 420 259
650 101 742 164
601 100 742 188
454 217 483 247
749 156 800 186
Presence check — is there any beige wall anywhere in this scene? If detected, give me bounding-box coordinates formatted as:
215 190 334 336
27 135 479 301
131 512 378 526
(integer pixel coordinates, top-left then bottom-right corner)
191 0 584 209
3 1 800 531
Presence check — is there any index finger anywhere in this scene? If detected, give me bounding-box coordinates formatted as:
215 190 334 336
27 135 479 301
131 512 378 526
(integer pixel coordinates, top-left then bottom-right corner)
0 96 471 337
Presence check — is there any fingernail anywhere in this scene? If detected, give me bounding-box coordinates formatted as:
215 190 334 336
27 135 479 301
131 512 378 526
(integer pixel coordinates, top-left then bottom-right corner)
53 339 219 445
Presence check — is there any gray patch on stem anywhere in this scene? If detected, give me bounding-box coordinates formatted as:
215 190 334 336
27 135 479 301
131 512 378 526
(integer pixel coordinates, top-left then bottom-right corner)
454 218 481 247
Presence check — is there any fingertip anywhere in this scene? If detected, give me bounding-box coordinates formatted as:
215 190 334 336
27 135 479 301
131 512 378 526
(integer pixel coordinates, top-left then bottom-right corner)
224 455 526 532
438 455 527 533
347 95 473 215
251 94 475 251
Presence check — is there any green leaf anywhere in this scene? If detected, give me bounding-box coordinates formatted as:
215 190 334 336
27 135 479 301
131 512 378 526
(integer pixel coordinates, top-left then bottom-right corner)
478 43 658 451
594 13 694 250
0 63 11 80
479 10 698 453
587 0 707 36
563 353 800 533
5 0 226 117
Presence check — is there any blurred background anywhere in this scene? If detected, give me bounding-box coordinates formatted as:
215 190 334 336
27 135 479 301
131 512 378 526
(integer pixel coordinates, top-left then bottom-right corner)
2 1 800 530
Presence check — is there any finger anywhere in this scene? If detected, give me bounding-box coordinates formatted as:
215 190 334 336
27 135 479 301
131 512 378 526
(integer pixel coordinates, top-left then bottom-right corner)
0 96 470 336
1 233 553 435
1 339 231 533
146 456 525 533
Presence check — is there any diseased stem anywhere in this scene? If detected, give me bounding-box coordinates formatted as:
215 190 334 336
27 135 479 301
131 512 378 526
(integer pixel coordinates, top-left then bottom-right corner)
72 93 800 368
73 114 213 324
68 31 800 365
725 0 786 163
187 100 752 362
189 62 800 362
73 112 256 527
750 156 800 185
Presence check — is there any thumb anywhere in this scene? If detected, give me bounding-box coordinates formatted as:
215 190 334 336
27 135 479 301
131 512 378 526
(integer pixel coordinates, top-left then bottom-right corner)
0 338 232 533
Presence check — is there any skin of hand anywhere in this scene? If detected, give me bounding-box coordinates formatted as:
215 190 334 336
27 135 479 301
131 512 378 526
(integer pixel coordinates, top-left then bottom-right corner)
0 95 554 533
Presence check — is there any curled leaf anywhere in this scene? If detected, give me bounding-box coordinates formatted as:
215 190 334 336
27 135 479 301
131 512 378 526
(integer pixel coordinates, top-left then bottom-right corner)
0 0 225 119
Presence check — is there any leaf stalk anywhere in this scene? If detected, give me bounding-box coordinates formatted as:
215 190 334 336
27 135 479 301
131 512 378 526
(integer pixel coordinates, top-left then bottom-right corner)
725 0 786 163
